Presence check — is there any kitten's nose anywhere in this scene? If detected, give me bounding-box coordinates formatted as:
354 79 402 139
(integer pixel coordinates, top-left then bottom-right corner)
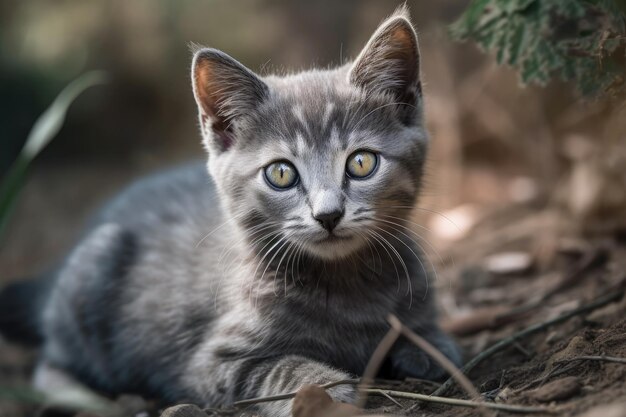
315 210 344 232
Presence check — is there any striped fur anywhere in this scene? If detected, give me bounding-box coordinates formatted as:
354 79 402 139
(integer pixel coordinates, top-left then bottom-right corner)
36 7 460 416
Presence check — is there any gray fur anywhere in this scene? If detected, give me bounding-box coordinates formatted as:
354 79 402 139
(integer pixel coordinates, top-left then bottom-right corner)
37 7 460 416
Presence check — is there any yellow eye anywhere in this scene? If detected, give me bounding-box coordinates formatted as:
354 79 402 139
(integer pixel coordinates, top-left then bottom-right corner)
264 161 299 189
346 150 377 179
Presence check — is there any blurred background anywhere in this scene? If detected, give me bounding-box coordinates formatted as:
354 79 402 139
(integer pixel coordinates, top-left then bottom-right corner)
1 0 625 294
2 0 625 280
1 1 626 415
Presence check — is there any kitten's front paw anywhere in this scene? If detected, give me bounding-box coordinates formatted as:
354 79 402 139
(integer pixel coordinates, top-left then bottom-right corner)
390 333 462 381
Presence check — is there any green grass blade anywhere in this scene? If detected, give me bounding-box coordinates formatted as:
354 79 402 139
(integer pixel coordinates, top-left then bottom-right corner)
0 71 107 238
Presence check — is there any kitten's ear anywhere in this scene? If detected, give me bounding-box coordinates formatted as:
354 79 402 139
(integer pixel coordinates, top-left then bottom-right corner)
349 7 421 104
192 48 268 152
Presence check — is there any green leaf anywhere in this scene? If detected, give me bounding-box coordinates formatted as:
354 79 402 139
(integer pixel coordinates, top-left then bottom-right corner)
450 0 626 97
22 71 107 159
0 71 107 238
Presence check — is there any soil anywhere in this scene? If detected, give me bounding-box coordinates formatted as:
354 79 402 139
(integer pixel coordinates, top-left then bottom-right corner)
1 169 625 417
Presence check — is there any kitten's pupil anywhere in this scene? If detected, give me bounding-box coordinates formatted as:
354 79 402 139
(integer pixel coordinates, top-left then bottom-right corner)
357 156 363 168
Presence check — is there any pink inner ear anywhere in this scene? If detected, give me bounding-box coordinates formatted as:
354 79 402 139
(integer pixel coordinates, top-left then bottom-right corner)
200 113 234 151
216 130 234 150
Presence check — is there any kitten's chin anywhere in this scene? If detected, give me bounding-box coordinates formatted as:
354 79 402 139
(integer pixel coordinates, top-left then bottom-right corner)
305 235 365 260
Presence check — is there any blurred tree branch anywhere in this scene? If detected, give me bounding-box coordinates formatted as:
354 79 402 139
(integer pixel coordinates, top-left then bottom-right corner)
451 0 626 97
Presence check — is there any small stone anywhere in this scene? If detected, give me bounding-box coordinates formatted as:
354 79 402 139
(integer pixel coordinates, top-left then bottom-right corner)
484 251 533 275
529 376 581 402
160 404 206 417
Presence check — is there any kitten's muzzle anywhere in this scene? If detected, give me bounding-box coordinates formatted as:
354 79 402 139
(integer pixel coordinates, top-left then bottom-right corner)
314 209 344 232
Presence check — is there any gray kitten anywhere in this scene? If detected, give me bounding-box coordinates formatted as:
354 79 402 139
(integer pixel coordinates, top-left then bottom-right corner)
0 7 460 416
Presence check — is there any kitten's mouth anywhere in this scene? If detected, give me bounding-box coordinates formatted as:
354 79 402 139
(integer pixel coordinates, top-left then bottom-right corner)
304 232 365 260
315 234 351 243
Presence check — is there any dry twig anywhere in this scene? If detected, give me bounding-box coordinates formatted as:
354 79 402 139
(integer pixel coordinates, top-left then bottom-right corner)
355 321 401 408
386 315 491 417
556 355 626 365
433 288 625 396
362 388 553 414
220 380 552 416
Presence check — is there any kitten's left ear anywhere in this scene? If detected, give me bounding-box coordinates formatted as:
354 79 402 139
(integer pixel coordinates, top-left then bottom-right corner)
192 48 269 152
349 7 421 104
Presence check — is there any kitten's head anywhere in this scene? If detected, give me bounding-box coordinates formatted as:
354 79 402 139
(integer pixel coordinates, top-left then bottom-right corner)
192 7 428 261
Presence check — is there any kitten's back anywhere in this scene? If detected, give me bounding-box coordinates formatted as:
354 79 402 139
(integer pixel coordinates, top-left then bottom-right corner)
40 162 235 397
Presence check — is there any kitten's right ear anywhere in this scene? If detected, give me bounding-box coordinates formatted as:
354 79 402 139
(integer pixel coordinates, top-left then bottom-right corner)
192 48 268 152
349 8 421 105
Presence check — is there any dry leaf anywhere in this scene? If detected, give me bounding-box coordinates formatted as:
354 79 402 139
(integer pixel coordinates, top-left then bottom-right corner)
292 385 362 417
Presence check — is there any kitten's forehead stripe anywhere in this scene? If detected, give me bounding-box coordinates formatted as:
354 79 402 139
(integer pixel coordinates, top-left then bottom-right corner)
322 102 335 130
292 106 311 135
292 133 308 158
252 73 416 159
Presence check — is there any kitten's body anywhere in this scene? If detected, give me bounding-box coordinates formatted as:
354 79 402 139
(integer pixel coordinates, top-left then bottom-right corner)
0 9 459 417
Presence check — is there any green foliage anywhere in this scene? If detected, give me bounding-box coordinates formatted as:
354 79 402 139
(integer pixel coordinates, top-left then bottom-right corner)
0 72 107 239
451 0 626 96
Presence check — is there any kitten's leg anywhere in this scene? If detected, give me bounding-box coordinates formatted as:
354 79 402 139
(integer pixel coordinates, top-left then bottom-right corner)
253 356 356 417
190 355 355 417
389 325 462 380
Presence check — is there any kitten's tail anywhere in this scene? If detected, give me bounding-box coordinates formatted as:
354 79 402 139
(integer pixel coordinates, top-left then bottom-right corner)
0 272 55 346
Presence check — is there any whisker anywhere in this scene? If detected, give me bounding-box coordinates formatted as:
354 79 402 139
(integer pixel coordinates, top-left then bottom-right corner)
217 223 278 278
370 228 413 305
347 227 382 274
213 225 279 310
374 218 445 285
283 239 299 292
365 230 403 295
376 204 463 233
293 237 307 283
257 236 291 299
195 211 250 248
249 233 284 306
372 224 429 302
272 239 297 296
378 213 455 269
217 223 275 269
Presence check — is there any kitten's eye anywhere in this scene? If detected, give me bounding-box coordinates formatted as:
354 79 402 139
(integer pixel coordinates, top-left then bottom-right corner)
346 150 377 179
264 161 299 189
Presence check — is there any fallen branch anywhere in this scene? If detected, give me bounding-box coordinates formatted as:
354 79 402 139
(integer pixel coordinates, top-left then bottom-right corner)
356 319 401 408
222 380 551 416
387 315 491 417
433 288 625 396
363 388 553 414
556 355 626 365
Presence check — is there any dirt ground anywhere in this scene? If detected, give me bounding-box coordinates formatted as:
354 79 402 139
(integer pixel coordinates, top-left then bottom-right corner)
1 166 625 417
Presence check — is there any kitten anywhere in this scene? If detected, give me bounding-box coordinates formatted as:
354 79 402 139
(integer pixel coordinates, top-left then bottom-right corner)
0 6 460 417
